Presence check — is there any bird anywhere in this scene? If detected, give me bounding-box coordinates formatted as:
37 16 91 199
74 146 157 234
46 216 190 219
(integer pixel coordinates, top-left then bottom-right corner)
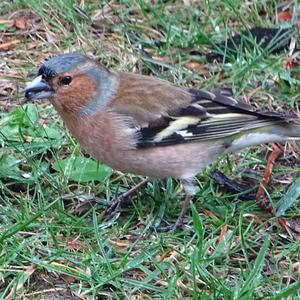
24 53 300 231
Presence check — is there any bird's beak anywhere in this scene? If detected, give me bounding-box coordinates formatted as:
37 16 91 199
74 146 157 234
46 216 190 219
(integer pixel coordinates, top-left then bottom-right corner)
24 75 54 102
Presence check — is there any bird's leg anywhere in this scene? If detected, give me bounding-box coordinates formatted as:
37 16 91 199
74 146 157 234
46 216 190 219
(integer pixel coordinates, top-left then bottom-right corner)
156 178 195 232
105 177 149 217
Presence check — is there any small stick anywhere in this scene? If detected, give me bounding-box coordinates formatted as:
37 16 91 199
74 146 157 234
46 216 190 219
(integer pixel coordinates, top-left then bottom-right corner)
256 143 284 214
256 143 299 238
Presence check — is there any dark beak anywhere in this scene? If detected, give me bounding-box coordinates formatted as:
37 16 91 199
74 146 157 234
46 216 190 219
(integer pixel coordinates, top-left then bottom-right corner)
24 75 54 102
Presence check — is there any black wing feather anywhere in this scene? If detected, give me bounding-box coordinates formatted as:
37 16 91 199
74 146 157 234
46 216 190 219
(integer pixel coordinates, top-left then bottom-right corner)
136 88 294 148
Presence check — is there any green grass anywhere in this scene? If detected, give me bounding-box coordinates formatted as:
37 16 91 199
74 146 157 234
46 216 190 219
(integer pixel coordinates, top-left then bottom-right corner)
1 0 300 298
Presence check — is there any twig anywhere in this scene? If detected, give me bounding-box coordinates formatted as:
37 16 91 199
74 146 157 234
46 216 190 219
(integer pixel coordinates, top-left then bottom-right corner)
256 143 299 238
256 143 284 214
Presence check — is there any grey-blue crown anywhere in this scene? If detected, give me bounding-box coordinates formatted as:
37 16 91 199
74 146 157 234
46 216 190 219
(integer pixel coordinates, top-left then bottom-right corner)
39 53 87 78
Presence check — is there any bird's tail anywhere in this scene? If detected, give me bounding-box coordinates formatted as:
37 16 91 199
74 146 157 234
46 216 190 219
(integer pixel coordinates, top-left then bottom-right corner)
226 122 300 153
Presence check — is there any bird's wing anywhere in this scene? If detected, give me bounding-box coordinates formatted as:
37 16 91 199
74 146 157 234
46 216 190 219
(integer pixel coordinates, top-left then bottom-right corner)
110 74 293 148
137 88 293 148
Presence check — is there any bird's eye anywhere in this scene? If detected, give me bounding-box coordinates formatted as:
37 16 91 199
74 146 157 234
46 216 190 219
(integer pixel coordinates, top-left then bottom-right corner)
60 76 72 85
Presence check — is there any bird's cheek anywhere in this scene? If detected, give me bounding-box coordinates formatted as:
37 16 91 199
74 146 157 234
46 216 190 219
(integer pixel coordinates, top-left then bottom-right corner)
50 90 77 113
50 96 65 115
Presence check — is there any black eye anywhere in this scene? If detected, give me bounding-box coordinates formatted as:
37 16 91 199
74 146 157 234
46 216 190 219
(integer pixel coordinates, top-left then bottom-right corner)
60 76 72 85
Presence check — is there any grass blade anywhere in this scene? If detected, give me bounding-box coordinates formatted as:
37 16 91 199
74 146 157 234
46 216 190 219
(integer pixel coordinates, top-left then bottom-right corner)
276 176 300 217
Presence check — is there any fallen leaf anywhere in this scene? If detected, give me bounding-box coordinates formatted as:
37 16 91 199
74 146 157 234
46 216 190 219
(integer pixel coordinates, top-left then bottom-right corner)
23 135 33 142
14 16 26 30
25 264 36 275
283 58 298 70
200 209 219 219
4 264 36 300
0 20 14 30
218 225 228 242
108 238 132 248
0 79 15 96
151 55 172 64
67 236 88 252
278 10 292 22
156 249 173 261
60 274 77 284
0 20 14 25
0 40 20 51
26 41 39 49
292 262 300 275
243 213 263 224
184 61 210 74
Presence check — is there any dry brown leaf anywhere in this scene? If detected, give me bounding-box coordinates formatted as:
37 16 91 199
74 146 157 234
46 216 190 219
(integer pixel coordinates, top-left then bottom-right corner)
0 20 14 29
23 136 33 143
0 40 20 51
60 274 77 284
156 249 173 261
108 238 131 248
151 55 171 64
67 237 88 252
0 79 15 96
200 209 219 219
4 264 36 300
292 262 300 275
218 225 228 242
184 61 210 75
14 16 26 30
25 264 36 275
243 213 263 225
278 10 292 22
283 58 299 70
26 41 39 49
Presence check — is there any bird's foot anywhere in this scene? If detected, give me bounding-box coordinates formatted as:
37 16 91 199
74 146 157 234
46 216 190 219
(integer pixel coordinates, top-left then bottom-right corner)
154 192 193 233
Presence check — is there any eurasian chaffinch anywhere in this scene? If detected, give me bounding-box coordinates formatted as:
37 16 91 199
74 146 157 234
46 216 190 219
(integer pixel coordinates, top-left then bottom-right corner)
24 53 300 231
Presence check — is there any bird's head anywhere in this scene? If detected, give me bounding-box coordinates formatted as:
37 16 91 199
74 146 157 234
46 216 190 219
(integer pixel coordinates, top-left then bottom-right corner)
24 53 117 115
